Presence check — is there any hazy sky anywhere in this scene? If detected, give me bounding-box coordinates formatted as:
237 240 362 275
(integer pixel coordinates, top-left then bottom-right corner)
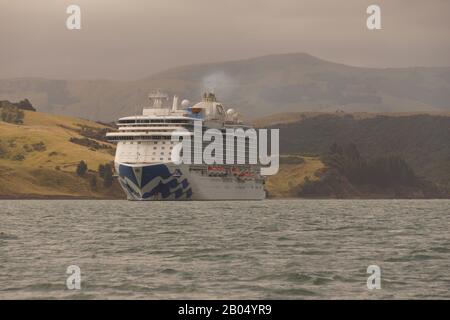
1 0 450 80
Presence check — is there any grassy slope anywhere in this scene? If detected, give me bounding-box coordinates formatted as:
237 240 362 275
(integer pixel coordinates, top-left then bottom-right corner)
265 157 325 198
0 111 123 198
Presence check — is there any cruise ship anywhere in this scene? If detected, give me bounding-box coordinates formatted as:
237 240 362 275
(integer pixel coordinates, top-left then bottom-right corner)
106 91 266 200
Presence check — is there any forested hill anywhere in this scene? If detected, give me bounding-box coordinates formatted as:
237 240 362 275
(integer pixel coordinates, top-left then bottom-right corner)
261 113 450 188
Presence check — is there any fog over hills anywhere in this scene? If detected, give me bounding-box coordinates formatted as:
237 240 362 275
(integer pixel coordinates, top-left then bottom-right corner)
1 53 450 121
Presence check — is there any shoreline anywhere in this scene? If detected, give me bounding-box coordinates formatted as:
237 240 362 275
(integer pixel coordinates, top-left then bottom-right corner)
0 195 448 200
0 195 125 200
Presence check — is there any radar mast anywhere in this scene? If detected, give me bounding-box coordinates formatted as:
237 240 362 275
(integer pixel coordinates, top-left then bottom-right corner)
148 90 168 109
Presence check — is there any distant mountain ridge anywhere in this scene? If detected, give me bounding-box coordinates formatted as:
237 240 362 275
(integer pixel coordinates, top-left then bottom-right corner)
1 53 450 121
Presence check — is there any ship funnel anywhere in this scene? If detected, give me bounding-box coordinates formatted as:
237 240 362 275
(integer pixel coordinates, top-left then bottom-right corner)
203 92 217 102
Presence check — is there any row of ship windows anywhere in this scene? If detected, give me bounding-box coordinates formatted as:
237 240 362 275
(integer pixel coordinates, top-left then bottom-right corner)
121 157 170 162
120 151 172 156
121 146 173 152
121 141 256 149
110 136 173 141
110 135 261 141
121 150 255 158
122 141 176 145
117 120 192 124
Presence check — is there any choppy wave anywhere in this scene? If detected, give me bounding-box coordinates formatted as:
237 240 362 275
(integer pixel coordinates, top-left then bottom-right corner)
0 199 449 299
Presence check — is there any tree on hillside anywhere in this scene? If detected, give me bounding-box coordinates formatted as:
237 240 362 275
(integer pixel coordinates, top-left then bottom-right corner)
89 175 97 190
98 164 106 178
76 161 88 176
104 163 112 175
323 142 417 187
366 155 416 187
16 99 36 111
103 166 113 188
0 105 24 124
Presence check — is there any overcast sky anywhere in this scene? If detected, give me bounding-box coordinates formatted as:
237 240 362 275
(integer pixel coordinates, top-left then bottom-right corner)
1 0 449 80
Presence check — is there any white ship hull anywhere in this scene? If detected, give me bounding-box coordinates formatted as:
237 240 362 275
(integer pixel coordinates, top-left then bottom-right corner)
107 91 269 201
116 162 265 201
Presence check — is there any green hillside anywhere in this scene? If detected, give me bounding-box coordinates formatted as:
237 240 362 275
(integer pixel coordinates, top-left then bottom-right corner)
265 156 325 198
0 109 124 199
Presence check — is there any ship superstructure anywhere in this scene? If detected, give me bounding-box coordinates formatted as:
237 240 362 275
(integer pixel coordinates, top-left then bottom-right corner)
106 91 265 200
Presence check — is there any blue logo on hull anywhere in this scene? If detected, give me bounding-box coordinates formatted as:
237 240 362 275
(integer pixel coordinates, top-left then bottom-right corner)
118 164 191 200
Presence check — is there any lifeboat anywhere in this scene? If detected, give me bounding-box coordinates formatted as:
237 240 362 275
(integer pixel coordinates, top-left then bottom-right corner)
207 165 226 176
237 170 255 180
